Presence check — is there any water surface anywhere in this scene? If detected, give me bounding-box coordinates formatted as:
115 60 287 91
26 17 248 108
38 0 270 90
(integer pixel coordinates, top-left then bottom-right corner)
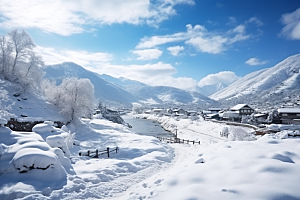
123 115 174 138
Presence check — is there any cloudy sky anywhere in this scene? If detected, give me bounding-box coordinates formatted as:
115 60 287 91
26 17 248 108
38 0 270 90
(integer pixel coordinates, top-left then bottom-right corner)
0 0 300 91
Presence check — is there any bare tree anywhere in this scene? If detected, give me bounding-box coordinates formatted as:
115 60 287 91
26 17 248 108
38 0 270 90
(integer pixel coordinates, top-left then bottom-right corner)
8 29 35 76
0 36 13 79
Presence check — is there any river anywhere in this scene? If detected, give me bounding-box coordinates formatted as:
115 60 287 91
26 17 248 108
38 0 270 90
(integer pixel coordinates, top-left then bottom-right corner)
122 115 174 138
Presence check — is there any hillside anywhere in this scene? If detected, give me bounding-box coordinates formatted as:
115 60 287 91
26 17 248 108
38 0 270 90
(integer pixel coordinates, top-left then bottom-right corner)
210 54 300 105
0 79 63 122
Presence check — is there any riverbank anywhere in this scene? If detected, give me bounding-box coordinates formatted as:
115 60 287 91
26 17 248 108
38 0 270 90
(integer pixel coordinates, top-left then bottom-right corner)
135 113 255 142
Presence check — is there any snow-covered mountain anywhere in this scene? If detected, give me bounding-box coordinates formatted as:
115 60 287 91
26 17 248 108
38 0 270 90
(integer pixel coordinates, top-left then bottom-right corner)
99 74 218 105
42 62 139 105
210 54 300 103
196 82 227 96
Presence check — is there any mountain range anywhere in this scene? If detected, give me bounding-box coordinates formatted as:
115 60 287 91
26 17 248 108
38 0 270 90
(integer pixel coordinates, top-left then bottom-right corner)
42 62 217 106
42 53 300 107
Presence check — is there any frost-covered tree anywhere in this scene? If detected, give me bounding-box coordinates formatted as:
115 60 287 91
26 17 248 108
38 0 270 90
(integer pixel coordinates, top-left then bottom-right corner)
132 103 143 114
0 29 44 92
8 29 35 76
0 36 13 79
45 78 95 124
17 51 44 92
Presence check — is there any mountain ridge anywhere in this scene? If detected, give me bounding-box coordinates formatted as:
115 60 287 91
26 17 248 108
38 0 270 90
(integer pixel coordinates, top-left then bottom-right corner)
210 54 300 104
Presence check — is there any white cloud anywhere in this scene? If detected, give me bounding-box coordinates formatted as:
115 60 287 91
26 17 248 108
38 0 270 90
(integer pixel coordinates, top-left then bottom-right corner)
136 24 250 54
0 0 195 35
38 46 196 91
198 71 239 87
131 49 163 60
36 46 113 66
245 58 268 66
280 7 300 40
226 16 237 26
167 46 184 56
186 35 228 54
247 17 264 26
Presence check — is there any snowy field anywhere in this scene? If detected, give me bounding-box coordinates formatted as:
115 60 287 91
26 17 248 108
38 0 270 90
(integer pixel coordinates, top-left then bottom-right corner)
0 114 300 199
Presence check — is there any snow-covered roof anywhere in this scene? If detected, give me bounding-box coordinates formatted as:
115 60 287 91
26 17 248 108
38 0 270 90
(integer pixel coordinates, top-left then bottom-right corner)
186 110 197 113
153 108 164 112
208 108 221 111
254 113 267 117
231 104 252 110
278 108 300 113
206 113 219 117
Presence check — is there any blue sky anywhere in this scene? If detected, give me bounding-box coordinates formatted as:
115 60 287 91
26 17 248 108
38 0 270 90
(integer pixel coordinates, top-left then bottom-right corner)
0 0 300 91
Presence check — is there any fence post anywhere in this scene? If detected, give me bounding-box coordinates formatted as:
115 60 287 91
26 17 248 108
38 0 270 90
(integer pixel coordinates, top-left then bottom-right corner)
193 140 195 145
183 139 184 143
107 147 110 158
96 149 98 158
199 141 200 144
116 147 118 153
87 150 90 157
188 140 189 144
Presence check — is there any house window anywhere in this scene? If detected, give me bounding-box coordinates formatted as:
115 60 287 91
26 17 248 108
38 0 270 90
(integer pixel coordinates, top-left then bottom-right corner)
282 113 288 116
297 114 300 117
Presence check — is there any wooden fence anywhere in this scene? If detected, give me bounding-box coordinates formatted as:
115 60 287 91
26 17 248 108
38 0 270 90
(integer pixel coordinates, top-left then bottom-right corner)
157 137 200 145
79 147 119 158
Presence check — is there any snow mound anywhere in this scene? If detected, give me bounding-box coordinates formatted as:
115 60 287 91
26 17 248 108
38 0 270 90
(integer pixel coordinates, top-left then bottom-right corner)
32 123 54 134
0 118 7 126
46 135 70 158
12 148 57 172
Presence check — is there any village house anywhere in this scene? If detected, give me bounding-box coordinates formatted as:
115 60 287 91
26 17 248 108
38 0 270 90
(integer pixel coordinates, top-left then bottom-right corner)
222 104 255 122
230 104 255 115
152 108 164 113
186 110 198 116
278 108 300 125
173 108 186 116
209 108 222 113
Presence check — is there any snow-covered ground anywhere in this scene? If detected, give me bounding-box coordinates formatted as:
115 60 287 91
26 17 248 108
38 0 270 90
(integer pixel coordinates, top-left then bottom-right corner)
0 114 300 199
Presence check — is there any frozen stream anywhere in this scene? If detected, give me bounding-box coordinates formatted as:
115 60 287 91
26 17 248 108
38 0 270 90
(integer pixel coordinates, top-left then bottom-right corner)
122 114 175 138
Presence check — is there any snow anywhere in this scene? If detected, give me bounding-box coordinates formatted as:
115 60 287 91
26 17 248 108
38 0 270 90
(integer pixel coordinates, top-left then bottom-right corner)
0 79 64 122
0 118 7 126
116 135 300 200
278 107 300 113
1 113 300 199
230 103 249 110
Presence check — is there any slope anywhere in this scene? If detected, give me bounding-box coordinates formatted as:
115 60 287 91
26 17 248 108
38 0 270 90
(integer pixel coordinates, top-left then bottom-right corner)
210 54 300 102
0 79 63 122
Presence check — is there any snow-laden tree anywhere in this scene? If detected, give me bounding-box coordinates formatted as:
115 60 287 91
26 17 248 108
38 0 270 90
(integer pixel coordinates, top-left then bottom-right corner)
16 52 44 92
132 103 143 114
0 29 44 92
0 36 13 79
8 29 35 76
46 78 95 124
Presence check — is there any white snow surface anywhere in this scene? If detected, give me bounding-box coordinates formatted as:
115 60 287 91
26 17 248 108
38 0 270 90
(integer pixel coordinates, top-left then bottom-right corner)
0 115 300 199
211 54 300 100
0 79 63 121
